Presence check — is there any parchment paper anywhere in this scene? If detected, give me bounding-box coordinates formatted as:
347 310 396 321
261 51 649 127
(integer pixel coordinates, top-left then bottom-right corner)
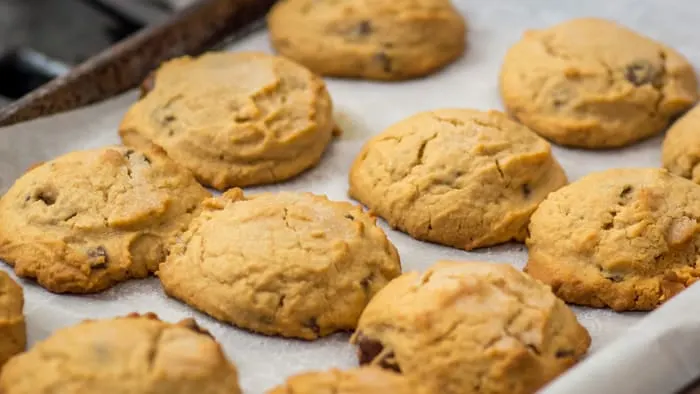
1 1 700 392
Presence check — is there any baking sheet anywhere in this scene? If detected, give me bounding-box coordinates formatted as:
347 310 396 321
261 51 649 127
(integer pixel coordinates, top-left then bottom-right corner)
1 0 700 392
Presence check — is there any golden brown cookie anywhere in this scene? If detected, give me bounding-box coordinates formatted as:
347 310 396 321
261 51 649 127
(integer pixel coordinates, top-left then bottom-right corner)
120 51 335 190
0 271 25 370
0 146 210 293
267 367 412 394
662 104 700 183
525 168 700 311
349 109 567 250
0 313 241 394
267 0 466 81
351 261 590 394
500 18 698 148
159 189 402 340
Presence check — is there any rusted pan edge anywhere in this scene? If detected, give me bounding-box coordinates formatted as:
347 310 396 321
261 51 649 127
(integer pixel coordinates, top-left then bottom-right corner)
0 0 276 127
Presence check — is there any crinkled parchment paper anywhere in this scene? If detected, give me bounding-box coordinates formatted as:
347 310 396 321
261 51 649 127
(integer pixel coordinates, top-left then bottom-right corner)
1 1 700 392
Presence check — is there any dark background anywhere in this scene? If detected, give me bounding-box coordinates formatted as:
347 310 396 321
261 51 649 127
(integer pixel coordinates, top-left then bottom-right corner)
0 0 187 105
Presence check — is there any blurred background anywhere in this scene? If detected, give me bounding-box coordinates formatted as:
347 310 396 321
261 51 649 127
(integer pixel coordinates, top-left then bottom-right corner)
0 0 195 107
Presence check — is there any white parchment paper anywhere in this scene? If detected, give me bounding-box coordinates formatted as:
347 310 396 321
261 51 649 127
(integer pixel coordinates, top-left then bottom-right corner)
1 0 700 392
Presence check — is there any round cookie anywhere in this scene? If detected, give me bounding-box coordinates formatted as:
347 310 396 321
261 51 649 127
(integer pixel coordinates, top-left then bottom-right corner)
158 189 401 340
662 104 700 183
0 146 210 293
525 168 700 311
0 313 241 394
351 261 590 394
0 271 25 370
267 0 466 81
500 17 698 148
349 109 567 250
120 51 335 190
267 367 412 394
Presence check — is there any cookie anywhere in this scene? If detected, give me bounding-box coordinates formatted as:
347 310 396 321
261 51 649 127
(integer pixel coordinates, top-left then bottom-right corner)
349 109 567 250
267 0 466 81
120 51 335 190
662 104 700 183
525 168 700 311
351 261 590 394
0 146 210 293
0 313 241 394
0 271 25 370
500 17 698 148
267 367 412 394
159 189 401 340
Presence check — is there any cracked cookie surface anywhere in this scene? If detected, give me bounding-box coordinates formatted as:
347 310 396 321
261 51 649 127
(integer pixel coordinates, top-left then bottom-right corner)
0 313 241 394
525 168 700 311
120 52 335 190
267 367 412 394
351 261 590 394
662 104 700 183
267 0 466 81
0 146 210 293
158 189 401 340
500 18 698 148
349 109 567 250
0 271 24 370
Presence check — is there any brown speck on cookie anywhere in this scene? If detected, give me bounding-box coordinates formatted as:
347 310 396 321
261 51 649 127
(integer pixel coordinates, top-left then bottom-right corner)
87 246 109 269
355 333 400 372
624 60 661 87
374 52 393 73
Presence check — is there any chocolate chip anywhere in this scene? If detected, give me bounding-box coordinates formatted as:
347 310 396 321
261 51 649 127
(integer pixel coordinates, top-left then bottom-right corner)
304 317 321 336
555 349 575 358
602 222 613 230
143 155 151 165
125 149 135 158
355 333 401 372
87 246 109 269
360 275 373 292
603 273 624 282
624 60 661 87
140 72 156 98
356 20 372 36
344 214 355 220
37 188 57 205
620 185 633 198
522 184 531 198
374 52 392 73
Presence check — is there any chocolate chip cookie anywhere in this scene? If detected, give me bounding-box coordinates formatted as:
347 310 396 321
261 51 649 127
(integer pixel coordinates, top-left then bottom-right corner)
662 104 700 183
500 18 697 148
351 261 590 394
349 109 567 250
267 0 466 81
158 189 401 340
526 168 700 311
267 367 411 394
120 51 335 190
0 271 24 370
0 313 241 394
0 147 210 293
